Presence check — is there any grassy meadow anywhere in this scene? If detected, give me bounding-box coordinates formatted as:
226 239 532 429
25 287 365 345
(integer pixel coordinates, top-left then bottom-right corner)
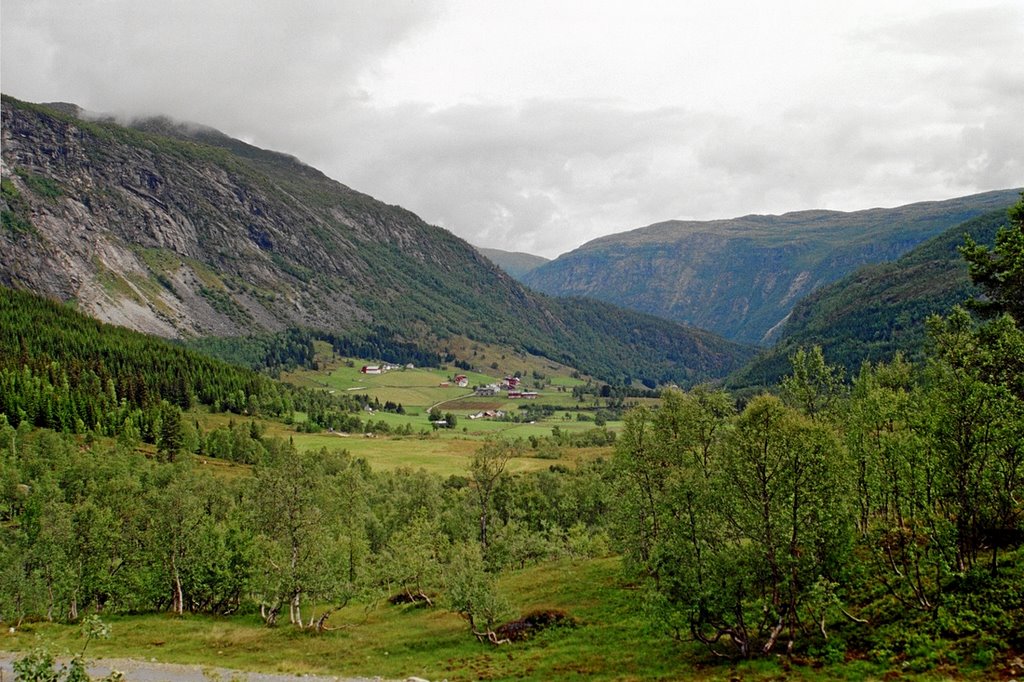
0 557 911 682
260 355 623 475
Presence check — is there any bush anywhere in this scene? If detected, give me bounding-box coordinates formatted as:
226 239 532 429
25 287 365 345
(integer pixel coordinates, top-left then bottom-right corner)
494 609 576 642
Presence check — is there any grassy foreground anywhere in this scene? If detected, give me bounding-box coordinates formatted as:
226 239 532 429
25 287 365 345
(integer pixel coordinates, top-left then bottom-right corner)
0 557 963 681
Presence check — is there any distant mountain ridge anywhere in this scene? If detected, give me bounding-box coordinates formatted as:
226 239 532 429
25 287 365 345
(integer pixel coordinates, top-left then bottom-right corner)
523 190 1022 346
0 95 753 386
727 206 1014 388
476 247 549 280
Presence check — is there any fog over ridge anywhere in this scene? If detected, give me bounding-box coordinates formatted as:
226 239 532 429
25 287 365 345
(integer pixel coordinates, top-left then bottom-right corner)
3 0 1022 258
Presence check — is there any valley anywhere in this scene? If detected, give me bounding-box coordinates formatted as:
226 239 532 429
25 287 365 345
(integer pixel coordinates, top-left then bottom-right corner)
1 94 1023 681
233 347 627 477
522 190 1022 345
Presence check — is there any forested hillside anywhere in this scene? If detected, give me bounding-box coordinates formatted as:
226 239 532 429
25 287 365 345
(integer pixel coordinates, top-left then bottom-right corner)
523 190 1021 345
729 207 1012 388
0 96 752 387
0 286 377 448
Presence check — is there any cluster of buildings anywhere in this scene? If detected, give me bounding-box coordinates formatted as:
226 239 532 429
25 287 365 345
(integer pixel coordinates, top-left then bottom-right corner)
474 375 539 399
359 363 410 375
468 409 506 420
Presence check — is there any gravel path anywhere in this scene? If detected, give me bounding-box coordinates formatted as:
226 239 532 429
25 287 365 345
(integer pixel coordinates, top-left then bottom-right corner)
0 652 417 682
426 392 476 413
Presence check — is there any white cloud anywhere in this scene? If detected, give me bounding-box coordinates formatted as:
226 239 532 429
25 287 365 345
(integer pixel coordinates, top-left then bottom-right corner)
2 0 1022 258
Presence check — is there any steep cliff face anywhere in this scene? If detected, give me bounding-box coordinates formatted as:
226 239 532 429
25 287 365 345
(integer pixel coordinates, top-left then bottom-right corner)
0 96 754 385
1 97 519 338
523 191 1022 346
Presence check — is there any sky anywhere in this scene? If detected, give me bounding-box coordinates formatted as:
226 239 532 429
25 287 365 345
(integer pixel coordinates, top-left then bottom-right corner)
2 1 1022 258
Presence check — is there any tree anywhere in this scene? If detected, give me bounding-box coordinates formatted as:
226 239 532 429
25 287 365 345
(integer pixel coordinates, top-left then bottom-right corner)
609 405 671 573
374 515 448 606
845 354 919 534
612 393 852 658
469 439 518 551
781 346 845 420
960 192 1024 324
658 385 733 476
703 396 850 656
444 541 511 641
146 463 208 616
923 308 1024 574
156 402 183 462
249 441 353 628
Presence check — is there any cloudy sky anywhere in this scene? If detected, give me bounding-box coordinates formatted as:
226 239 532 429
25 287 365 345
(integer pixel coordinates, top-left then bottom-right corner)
3 1 1022 257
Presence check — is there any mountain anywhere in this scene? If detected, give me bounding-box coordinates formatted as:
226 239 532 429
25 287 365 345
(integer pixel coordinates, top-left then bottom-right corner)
727 207 1013 388
476 246 550 280
522 190 1022 346
0 95 753 386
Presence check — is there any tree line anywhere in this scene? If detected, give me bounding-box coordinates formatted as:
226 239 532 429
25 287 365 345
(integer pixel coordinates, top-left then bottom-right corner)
0 287 376 442
2 303 1017 666
0 421 610 632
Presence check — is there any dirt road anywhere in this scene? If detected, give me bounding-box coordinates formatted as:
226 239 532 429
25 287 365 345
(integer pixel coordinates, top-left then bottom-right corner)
0 653 415 682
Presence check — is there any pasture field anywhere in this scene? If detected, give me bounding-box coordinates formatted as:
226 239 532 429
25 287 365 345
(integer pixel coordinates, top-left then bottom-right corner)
284 356 592 412
193 356 624 476
260 428 565 477
282 363 480 411
437 335 582 383
192 408 616 477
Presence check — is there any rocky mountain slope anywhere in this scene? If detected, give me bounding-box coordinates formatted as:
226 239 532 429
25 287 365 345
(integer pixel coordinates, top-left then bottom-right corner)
727 206 1014 388
522 189 1021 346
0 96 753 385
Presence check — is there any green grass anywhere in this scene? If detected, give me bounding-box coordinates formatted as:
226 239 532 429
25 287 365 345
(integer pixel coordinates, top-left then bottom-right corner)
2 208 36 234
194 355 620 477
92 259 144 303
289 357 600 412
193 411 606 478
134 246 183 273
265 357 624 474
14 167 64 199
439 335 584 384
286 358 608 421
276 429 604 477
0 557 917 681
287 362 477 410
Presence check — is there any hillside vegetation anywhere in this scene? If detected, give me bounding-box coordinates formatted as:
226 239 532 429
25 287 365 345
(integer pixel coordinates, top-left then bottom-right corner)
3 224 1024 680
3 97 1023 682
729 208 1011 388
0 286 369 445
0 95 752 387
2 291 1021 680
523 189 1021 345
